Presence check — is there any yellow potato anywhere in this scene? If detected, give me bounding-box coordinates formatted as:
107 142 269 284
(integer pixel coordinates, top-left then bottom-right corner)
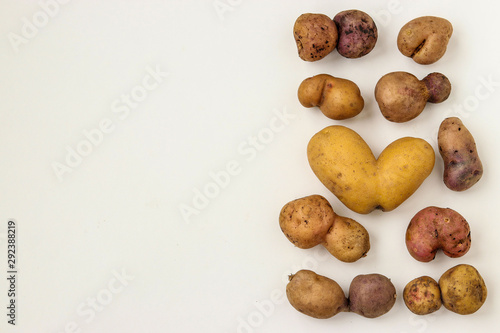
439 264 487 315
307 125 435 214
298 74 364 120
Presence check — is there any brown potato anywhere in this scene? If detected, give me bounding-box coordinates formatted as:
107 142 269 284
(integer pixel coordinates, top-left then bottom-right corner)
298 74 364 120
293 13 338 62
348 274 397 318
438 117 483 191
403 276 442 315
397 16 453 64
322 216 370 263
286 270 348 319
279 195 335 249
439 264 487 315
279 195 370 262
375 71 451 122
405 206 471 262
333 10 378 58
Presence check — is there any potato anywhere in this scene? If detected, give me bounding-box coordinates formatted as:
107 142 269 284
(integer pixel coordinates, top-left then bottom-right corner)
279 195 370 262
438 117 483 191
397 16 453 65
375 71 451 122
286 270 348 319
406 206 471 262
322 215 370 263
403 276 442 315
333 10 378 58
307 125 435 214
298 74 364 120
439 264 487 315
293 13 338 61
348 274 397 318
279 195 335 249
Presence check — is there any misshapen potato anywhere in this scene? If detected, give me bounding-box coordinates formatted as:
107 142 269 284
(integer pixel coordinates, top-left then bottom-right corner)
398 16 453 64
439 264 487 315
279 195 370 262
438 117 483 191
286 270 396 319
333 10 378 58
348 274 397 318
293 13 338 61
375 71 451 122
298 74 364 120
286 270 348 319
307 126 435 214
406 206 471 262
403 276 442 315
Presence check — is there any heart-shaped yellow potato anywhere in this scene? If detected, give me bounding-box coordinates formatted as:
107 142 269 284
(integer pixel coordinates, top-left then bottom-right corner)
307 126 435 214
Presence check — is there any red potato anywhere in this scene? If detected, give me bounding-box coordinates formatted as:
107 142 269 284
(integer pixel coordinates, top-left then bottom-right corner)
438 117 483 191
333 10 378 58
406 206 471 262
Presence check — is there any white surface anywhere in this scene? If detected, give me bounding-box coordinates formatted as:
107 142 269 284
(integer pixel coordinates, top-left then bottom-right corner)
1 0 499 332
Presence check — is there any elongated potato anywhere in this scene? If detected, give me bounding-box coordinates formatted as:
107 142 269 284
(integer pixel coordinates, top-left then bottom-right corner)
286 270 348 319
438 117 483 191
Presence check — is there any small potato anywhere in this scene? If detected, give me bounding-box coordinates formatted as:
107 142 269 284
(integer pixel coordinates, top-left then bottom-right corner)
403 276 442 315
298 74 364 120
406 206 471 262
439 264 487 315
322 216 370 263
279 195 370 262
293 13 338 61
438 117 483 191
348 274 397 318
397 16 453 65
375 71 451 122
333 10 378 58
286 270 348 319
279 195 335 249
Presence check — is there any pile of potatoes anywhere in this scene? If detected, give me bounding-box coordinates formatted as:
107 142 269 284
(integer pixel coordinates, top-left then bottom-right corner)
279 9 487 321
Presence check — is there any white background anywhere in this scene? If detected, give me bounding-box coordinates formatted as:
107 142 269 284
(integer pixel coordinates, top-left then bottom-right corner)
1 0 499 332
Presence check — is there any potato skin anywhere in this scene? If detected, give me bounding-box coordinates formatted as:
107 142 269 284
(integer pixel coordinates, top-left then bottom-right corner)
286 270 348 319
403 276 442 315
279 195 370 262
406 206 471 262
279 195 335 249
439 264 487 315
333 10 378 58
322 216 370 263
438 117 483 191
375 71 451 123
348 274 397 318
397 16 453 64
293 13 338 61
298 74 364 120
307 125 435 214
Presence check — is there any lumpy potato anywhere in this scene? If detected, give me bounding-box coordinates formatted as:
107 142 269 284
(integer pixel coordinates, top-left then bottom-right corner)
397 16 453 65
